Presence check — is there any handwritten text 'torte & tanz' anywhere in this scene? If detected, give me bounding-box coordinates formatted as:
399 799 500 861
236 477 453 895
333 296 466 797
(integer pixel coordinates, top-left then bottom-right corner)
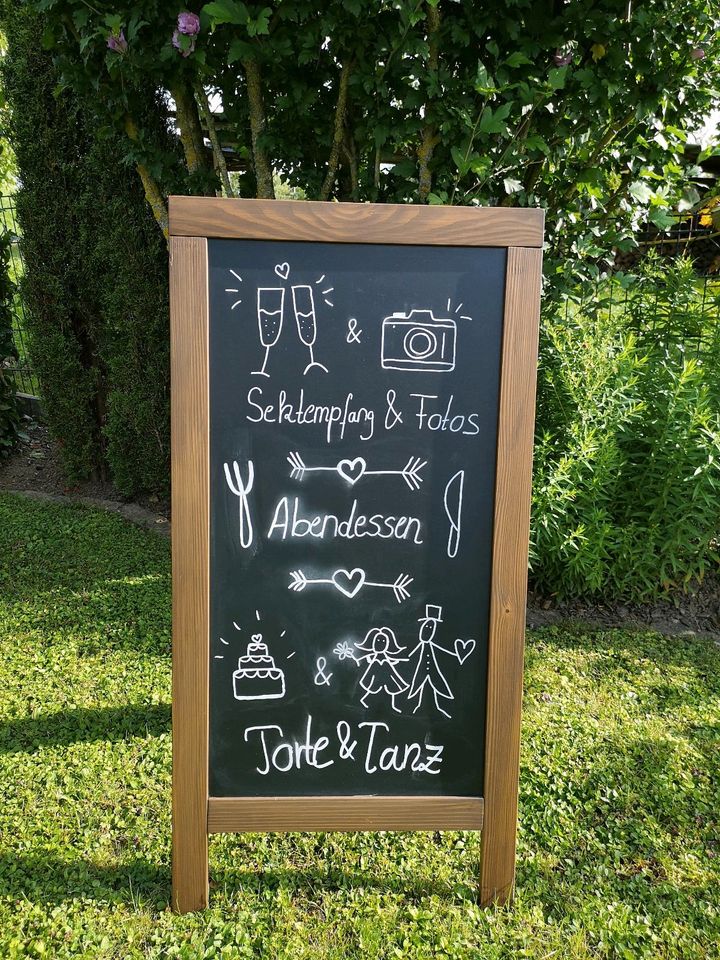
244 715 443 776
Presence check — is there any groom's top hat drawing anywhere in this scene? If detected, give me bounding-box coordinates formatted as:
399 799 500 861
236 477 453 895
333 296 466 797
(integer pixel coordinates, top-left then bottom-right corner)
420 604 443 623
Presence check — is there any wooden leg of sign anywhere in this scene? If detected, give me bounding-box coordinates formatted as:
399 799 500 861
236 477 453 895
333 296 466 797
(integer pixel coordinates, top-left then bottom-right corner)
170 236 210 912
480 246 542 906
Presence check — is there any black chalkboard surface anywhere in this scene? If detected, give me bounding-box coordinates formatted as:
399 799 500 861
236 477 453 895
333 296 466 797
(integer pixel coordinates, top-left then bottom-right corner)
208 238 506 798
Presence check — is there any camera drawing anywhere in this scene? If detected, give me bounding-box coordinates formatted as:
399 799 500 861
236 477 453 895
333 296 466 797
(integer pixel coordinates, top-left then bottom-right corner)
381 309 457 373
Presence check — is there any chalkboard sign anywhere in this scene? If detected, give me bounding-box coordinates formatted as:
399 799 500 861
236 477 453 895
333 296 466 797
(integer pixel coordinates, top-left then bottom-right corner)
169 198 543 913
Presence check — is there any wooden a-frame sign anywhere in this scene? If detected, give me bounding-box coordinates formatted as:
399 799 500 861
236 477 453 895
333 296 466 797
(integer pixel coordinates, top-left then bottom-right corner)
169 197 543 913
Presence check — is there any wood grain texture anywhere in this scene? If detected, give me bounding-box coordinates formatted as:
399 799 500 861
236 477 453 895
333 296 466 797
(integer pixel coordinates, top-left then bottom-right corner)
208 796 483 833
480 246 542 907
168 196 544 248
170 236 210 913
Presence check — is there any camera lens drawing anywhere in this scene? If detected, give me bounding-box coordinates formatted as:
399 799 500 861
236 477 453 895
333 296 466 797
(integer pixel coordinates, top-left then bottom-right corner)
255 287 285 377
292 285 328 375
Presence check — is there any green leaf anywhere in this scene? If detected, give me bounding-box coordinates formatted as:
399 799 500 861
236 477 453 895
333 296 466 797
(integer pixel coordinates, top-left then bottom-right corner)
247 7 272 36
202 0 249 26
548 66 568 89
677 185 700 212
390 159 416 178
228 37 253 64
648 208 676 230
505 52 532 68
629 181 653 204
478 101 513 135
451 145 470 176
474 61 496 94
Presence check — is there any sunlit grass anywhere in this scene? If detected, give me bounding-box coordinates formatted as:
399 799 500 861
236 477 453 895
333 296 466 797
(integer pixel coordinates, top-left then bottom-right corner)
1 492 718 958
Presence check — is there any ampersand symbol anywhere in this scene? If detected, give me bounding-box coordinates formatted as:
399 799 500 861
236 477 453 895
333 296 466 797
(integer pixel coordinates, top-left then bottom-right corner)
346 317 362 344
384 389 404 430
314 656 333 686
336 721 357 759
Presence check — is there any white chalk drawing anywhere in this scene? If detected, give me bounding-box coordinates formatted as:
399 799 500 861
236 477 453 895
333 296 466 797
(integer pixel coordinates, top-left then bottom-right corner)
223 459 255 549
232 632 286 701
406 604 468 719
225 269 243 309
333 640 358 661
346 317 362 343
255 287 285 377
443 469 465 558
287 452 426 490
315 274 335 307
291 285 329 375
381 310 456 373
454 637 476 664
288 567 413 603
352 627 409 713
313 656 333 686
446 297 472 322
249 267 332 377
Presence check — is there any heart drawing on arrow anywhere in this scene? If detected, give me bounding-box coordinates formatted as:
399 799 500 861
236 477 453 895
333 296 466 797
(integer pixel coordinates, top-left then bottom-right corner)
332 568 366 598
455 638 476 664
274 262 290 280
337 457 366 485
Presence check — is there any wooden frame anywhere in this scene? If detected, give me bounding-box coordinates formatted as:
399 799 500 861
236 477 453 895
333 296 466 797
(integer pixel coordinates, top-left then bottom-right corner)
169 197 542 913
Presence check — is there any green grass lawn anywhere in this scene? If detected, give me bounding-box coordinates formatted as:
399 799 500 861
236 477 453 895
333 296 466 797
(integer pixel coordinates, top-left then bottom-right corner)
1 492 718 959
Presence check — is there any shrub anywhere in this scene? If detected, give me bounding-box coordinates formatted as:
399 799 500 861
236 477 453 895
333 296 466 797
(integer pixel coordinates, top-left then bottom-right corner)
0 230 18 458
0 7 172 495
32 1 720 289
532 259 720 599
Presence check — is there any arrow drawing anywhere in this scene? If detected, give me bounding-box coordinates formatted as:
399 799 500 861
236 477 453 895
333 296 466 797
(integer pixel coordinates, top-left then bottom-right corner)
288 568 414 603
287 452 426 491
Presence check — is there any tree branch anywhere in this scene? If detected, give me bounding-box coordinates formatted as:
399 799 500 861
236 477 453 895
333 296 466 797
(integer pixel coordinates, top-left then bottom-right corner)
319 58 353 202
243 57 275 199
342 130 359 200
194 82 235 197
171 80 209 176
417 2 441 202
123 115 169 240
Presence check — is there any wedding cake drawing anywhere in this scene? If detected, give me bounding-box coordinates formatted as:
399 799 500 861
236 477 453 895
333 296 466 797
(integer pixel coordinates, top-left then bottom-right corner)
232 633 286 701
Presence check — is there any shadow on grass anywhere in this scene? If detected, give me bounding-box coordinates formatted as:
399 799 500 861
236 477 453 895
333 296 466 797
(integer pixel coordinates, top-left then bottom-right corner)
0 703 170 754
525 624 720 700
2 845 717 916
0 851 479 909
0 492 170 602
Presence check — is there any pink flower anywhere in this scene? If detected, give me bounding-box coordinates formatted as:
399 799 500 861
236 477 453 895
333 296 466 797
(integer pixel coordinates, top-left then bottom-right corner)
177 12 200 36
107 30 128 54
690 46 706 60
172 30 196 57
553 48 573 67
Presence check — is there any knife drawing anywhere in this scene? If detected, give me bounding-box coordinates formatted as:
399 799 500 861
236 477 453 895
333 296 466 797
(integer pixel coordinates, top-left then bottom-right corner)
443 469 465 559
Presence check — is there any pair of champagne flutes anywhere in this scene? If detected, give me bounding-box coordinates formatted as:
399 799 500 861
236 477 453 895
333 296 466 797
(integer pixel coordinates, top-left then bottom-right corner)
255 285 328 376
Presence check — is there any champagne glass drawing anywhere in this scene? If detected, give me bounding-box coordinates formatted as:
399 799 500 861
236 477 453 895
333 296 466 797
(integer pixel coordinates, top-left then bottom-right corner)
255 287 285 377
292 285 328 375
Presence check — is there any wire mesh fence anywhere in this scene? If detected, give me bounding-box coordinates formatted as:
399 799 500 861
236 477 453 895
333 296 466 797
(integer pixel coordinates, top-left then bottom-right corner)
1 193 38 398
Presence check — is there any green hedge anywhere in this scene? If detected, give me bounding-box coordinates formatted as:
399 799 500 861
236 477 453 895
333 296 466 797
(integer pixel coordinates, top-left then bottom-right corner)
0 230 19 458
1 8 171 495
